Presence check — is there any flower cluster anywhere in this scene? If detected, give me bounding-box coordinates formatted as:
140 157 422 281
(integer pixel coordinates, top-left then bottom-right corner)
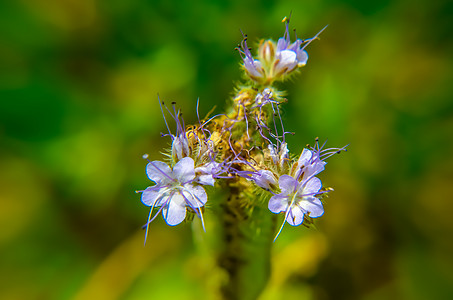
138 17 346 242
137 102 226 243
237 16 327 85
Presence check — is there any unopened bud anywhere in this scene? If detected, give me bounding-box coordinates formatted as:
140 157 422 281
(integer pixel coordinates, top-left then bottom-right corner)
258 40 276 66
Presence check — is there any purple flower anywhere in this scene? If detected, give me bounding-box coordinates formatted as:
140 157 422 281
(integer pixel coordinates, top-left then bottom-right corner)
295 148 327 181
267 141 347 240
273 22 309 76
251 169 278 190
195 161 221 186
269 174 324 240
237 34 265 81
274 20 327 77
140 157 208 240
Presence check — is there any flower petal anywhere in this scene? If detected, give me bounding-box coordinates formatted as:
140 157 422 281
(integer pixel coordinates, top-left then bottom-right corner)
172 135 189 160
195 162 219 186
196 174 215 186
286 206 305 226
278 175 297 195
296 149 327 180
162 194 186 226
141 186 163 207
268 194 288 213
308 160 326 178
173 157 195 183
276 37 288 51
275 50 298 74
146 161 173 184
301 177 322 195
252 170 277 190
300 197 324 218
297 148 313 167
182 184 207 208
296 50 308 66
245 59 264 78
195 161 219 174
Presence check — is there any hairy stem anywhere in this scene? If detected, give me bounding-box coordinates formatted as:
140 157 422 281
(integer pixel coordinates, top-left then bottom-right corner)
216 180 275 300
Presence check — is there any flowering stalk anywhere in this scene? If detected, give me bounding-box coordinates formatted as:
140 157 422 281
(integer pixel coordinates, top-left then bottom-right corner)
137 16 346 300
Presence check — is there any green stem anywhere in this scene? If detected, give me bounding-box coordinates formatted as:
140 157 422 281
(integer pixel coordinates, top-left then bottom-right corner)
216 182 275 300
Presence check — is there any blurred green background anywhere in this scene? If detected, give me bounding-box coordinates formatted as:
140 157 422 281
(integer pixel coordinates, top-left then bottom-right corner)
1 0 452 299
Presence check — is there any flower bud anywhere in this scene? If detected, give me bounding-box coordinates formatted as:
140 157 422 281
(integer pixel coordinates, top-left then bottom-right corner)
258 40 276 66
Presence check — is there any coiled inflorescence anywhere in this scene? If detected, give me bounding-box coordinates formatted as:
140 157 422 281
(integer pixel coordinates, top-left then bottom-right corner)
137 17 346 242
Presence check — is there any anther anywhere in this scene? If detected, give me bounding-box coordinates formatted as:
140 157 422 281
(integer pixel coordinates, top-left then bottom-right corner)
142 154 149 159
171 101 176 105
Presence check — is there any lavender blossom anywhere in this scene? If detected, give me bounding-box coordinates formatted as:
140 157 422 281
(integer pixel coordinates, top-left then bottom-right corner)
294 148 326 181
195 161 221 186
237 34 265 81
140 157 208 241
274 18 327 77
238 17 327 84
251 169 278 190
274 19 309 75
269 174 324 240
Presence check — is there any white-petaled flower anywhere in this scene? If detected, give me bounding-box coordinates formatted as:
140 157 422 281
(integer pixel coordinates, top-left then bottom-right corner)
274 19 327 77
250 169 278 190
294 148 327 181
140 157 208 243
237 34 266 81
268 174 324 240
268 141 347 240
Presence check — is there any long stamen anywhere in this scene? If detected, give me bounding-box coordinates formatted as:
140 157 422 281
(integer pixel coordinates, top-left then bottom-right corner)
181 187 207 232
270 103 280 147
158 96 173 138
197 206 206 232
276 103 286 143
143 199 168 244
274 186 299 241
196 98 208 141
301 25 328 51
144 198 159 245
243 104 250 140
